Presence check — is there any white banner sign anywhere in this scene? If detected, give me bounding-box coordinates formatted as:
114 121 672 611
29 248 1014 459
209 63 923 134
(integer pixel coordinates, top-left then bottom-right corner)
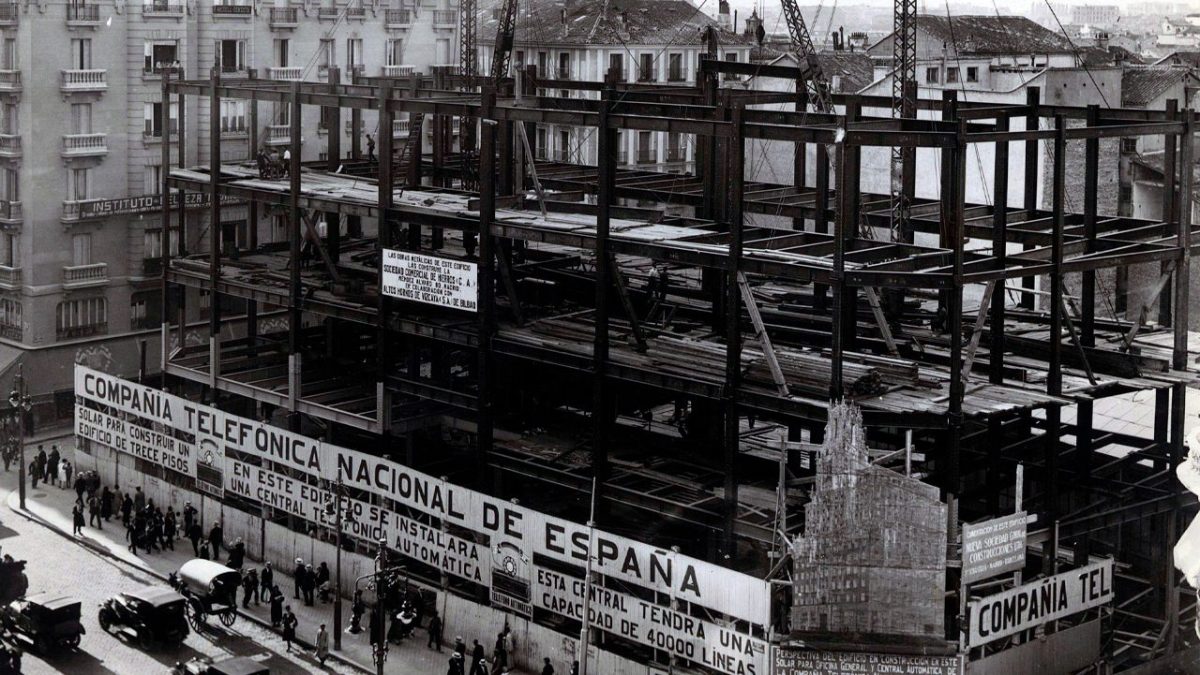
962 512 1027 584
75 366 771 627
381 248 478 312
967 560 1113 647
76 405 196 476
535 567 768 675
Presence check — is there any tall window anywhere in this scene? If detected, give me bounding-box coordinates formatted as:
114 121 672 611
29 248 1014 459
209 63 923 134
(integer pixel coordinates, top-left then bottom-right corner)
71 103 92 134
946 67 959 84
0 168 17 202
0 103 16 135
668 53 683 82
143 101 178 137
56 297 107 339
386 39 404 66
143 164 163 195
609 53 623 81
130 291 162 330
346 38 363 70
144 40 179 73
925 67 939 83
0 39 14 70
274 39 289 68
0 233 16 267
557 129 570 162
639 53 654 82
217 39 246 72
68 168 90 201
319 39 333 71
557 52 570 79
0 297 21 340
144 228 179 258
537 51 548 76
72 233 92 266
70 38 92 69
220 100 245 134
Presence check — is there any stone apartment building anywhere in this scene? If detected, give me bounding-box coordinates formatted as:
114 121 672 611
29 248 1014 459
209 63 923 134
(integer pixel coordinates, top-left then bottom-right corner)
476 0 753 173
0 0 456 426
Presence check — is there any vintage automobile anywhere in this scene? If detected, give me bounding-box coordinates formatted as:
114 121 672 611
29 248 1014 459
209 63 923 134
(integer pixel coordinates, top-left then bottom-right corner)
0 593 85 653
172 559 240 630
173 654 269 675
98 584 189 648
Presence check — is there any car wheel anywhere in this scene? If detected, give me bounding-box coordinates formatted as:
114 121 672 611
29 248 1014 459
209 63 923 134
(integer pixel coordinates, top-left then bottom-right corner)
35 636 50 654
63 634 81 649
98 611 111 632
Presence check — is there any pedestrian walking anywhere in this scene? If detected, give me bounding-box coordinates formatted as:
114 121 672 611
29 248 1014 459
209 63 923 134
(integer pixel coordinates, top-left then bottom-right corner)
133 486 145 513
427 609 443 651
494 631 508 669
448 652 465 675
261 562 274 600
540 657 555 675
246 568 260 605
302 564 316 606
315 623 329 665
62 459 73 490
228 538 245 569
163 510 176 550
188 521 202 557
71 504 84 536
293 558 306 600
182 502 196 533
28 459 37 489
281 606 298 652
198 539 210 560
270 584 284 627
350 590 365 633
470 656 489 675
87 493 101 529
315 562 331 600
120 492 133 526
282 148 291 177
100 486 113 521
471 639 485 668
208 521 223 558
242 570 256 608
454 635 466 656
46 446 59 486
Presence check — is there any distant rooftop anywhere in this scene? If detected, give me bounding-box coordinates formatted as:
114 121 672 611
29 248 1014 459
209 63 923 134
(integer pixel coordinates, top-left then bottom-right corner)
478 0 756 47
1121 66 1197 107
872 15 1077 56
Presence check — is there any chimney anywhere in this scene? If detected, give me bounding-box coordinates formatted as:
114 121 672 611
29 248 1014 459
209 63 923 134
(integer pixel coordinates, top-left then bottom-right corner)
717 0 731 31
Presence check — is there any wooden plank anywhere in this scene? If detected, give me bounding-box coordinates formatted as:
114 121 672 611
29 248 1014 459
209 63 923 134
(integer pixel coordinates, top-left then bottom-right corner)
738 273 789 396
961 280 997 383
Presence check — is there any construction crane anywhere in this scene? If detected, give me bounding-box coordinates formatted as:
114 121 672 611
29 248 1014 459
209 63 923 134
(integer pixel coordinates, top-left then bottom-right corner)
889 0 917 242
490 0 520 84
780 0 834 114
459 0 478 82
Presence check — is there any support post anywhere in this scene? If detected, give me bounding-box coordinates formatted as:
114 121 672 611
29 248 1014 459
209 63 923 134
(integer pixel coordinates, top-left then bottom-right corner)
592 76 617 522
1081 104 1099 346
208 68 222 385
326 67 341 264
477 90 497 487
990 115 1009 384
1161 99 1180 327
160 68 173 388
287 81 302 429
722 105 745 563
376 82 395 439
1021 87 1039 309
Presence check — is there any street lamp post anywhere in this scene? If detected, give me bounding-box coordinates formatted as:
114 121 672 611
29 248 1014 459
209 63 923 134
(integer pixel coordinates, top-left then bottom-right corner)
327 470 350 650
11 366 31 511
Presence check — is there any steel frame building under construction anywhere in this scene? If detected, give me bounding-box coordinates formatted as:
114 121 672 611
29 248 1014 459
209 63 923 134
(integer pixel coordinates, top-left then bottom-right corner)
130 55 1200 673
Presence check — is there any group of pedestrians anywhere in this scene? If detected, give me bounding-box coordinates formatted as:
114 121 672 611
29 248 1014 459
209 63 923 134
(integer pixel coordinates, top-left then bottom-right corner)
446 625 521 675
29 444 72 490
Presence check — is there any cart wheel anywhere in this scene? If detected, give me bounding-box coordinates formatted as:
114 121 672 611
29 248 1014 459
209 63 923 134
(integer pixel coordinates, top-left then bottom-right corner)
63 634 81 650
186 604 202 632
219 609 236 627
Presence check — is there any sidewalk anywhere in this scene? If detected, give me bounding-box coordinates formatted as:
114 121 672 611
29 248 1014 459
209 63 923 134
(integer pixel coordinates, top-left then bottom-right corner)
10 472 529 674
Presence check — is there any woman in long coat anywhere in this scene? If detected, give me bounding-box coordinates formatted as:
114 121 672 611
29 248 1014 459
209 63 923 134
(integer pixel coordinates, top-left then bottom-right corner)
270 584 284 627
281 606 297 652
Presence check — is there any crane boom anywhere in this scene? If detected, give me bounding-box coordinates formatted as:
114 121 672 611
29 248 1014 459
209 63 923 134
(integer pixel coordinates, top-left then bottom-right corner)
780 0 834 114
460 0 479 80
490 0 520 85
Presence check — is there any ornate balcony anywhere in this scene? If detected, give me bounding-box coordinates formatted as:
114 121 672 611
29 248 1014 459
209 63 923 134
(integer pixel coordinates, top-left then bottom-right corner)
61 198 106 222
0 4 17 26
0 265 20 290
264 124 292 146
142 1 185 16
383 64 415 78
66 4 100 24
267 67 303 81
0 200 21 225
62 133 107 157
0 135 19 158
432 10 456 27
384 9 412 28
345 6 365 19
0 71 21 92
268 7 297 27
61 69 107 93
63 262 108 289
212 2 251 16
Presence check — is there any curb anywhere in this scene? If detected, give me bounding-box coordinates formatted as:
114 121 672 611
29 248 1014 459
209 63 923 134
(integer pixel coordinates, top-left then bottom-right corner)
5 492 372 675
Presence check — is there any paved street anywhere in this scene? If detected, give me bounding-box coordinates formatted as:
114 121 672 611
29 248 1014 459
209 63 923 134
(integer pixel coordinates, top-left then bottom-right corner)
0 461 357 675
